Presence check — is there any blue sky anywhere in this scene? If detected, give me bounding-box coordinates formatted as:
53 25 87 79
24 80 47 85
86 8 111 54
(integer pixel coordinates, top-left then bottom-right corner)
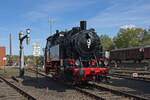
0 0 150 55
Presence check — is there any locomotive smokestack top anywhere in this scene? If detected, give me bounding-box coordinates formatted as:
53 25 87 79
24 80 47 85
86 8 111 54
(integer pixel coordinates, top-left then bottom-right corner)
56 30 59 33
80 21 87 30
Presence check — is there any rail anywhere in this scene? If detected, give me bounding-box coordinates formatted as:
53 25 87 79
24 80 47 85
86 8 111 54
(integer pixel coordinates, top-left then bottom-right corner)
112 73 150 82
89 81 149 100
0 76 36 100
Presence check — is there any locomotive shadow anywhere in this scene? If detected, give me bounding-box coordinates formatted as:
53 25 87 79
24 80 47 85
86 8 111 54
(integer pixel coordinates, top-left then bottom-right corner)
21 75 73 92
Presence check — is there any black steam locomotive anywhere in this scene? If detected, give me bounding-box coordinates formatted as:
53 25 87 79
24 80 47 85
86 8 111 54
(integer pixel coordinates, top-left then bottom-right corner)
45 21 109 83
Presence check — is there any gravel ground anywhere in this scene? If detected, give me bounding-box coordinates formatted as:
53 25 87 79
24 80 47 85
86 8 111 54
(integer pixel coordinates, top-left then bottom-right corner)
14 71 94 100
0 67 19 77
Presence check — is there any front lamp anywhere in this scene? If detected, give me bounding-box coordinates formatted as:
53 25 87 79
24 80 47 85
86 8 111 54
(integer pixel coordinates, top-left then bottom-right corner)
26 28 31 34
26 29 31 45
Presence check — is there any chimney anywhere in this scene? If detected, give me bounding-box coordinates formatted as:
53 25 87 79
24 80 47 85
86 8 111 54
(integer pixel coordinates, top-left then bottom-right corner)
56 30 59 33
80 21 87 30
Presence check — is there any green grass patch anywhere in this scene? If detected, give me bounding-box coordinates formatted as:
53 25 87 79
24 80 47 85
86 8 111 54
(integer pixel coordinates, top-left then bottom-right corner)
0 67 19 77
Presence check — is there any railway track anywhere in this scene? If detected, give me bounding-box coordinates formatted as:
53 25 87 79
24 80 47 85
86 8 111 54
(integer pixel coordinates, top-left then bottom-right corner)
2 68 94 100
75 81 149 100
28 69 100 100
111 70 150 75
76 84 130 100
29 68 149 100
111 73 150 82
0 76 36 100
13 69 96 100
111 67 148 71
88 81 149 100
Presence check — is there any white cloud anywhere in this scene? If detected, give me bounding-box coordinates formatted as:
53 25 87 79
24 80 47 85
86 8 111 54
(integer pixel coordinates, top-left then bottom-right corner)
25 0 97 21
120 24 136 29
88 0 150 29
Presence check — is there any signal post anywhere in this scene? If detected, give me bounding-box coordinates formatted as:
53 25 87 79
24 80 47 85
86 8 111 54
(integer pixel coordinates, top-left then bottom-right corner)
32 42 41 79
19 29 30 77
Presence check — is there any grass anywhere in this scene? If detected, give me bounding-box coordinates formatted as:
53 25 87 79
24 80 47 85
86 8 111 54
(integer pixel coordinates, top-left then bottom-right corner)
0 67 19 77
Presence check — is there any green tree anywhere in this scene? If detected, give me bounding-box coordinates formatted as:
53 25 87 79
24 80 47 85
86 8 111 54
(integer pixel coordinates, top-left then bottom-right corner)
142 29 150 45
100 35 114 51
113 28 146 48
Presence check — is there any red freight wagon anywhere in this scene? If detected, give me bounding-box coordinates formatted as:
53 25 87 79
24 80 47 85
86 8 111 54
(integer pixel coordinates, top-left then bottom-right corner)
144 46 150 59
0 47 6 67
110 45 150 63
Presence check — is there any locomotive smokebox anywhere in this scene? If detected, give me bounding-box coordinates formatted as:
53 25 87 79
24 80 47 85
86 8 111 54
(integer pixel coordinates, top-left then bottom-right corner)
80 21 87 30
